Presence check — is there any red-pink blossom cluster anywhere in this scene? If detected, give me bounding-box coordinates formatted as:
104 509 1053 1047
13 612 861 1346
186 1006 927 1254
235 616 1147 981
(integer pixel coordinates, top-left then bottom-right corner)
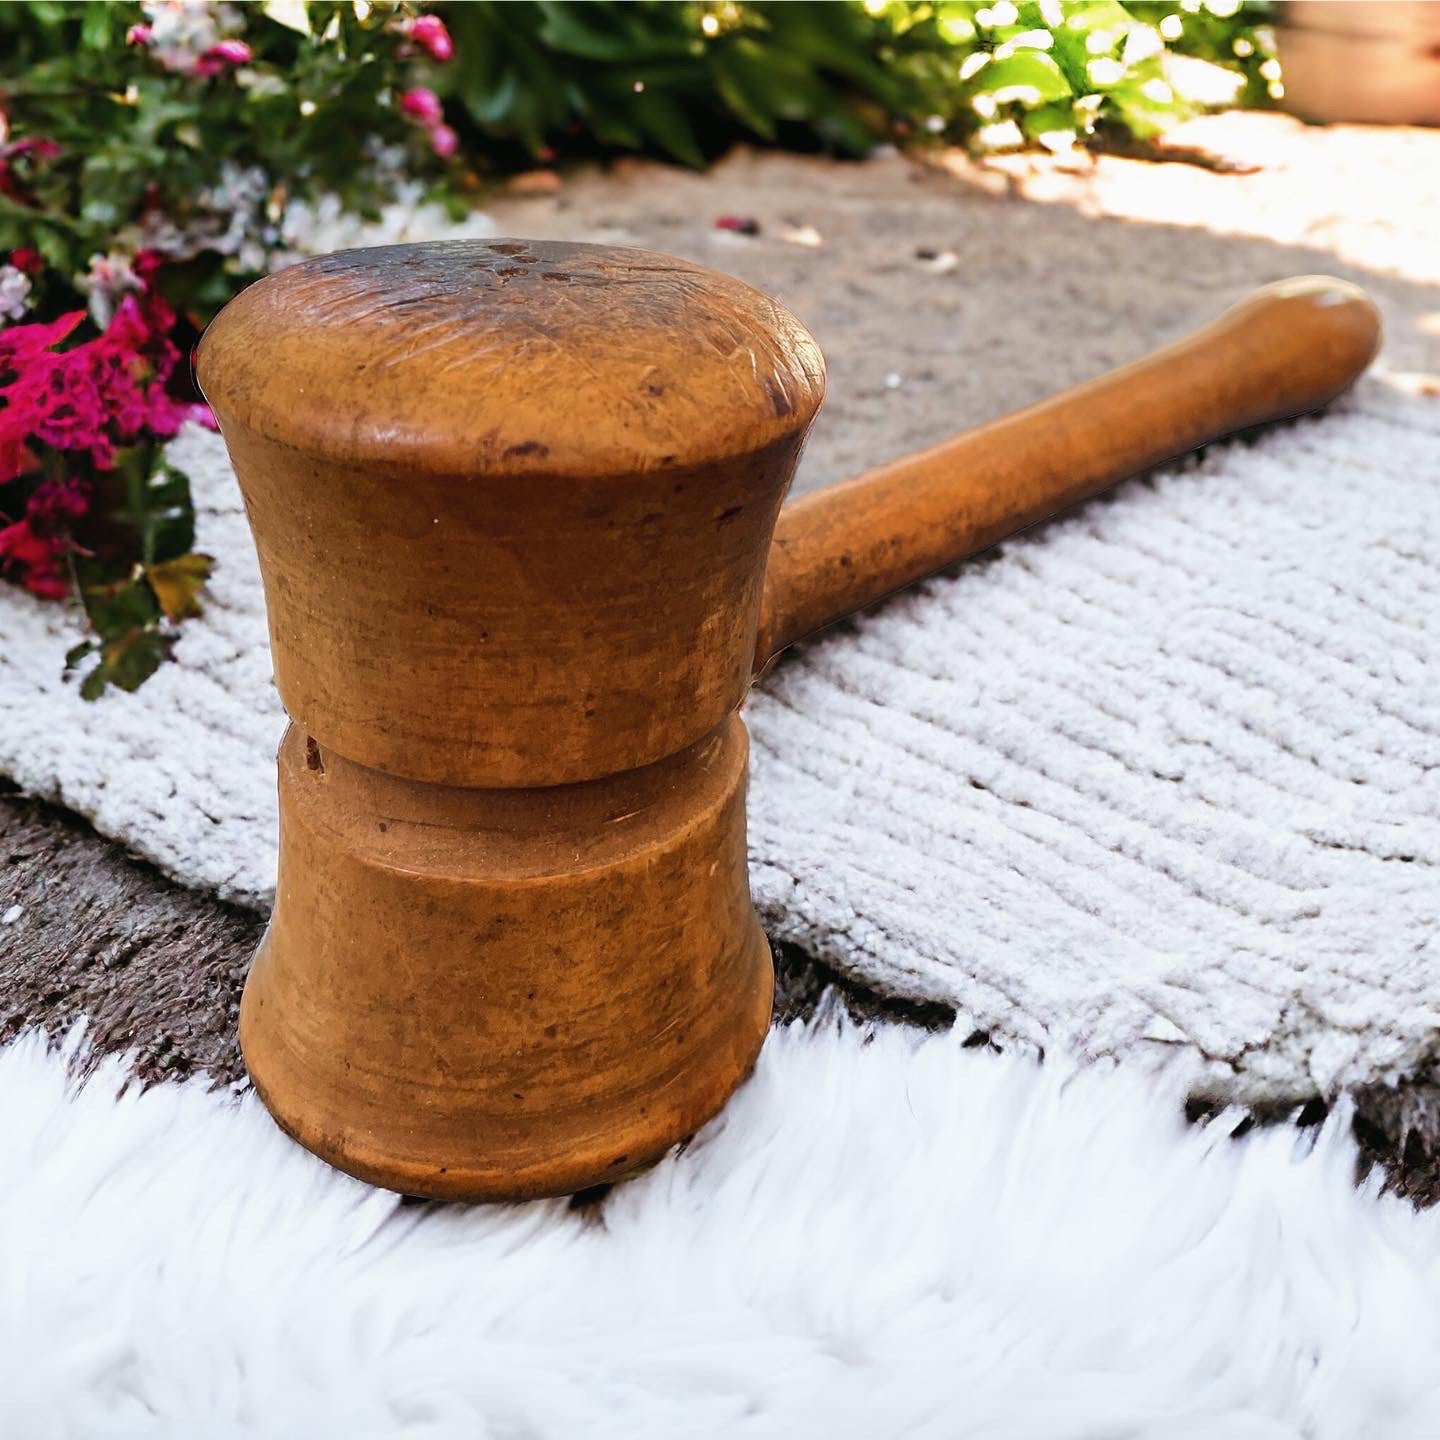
0 255 207 599
404 15 454 63
400 87 458 159
125 18 253 79
396 16 458 158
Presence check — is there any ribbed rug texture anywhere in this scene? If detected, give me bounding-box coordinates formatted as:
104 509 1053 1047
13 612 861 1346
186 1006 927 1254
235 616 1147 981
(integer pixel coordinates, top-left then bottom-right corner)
1 381 1437 1105
749 380 1440 1104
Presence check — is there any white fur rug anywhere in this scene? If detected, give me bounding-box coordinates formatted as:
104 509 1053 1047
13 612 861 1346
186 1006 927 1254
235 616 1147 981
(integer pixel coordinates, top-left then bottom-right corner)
6 1017 1440 1439
3 383 1439 1110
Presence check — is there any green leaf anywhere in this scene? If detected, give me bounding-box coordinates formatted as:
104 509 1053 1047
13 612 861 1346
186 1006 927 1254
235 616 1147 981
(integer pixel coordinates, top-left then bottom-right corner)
533 1 690 63
1056 0 1136 35
1022 101 1078 146
79 4 112 50
77 568 161 639
79 665 109 703
0 189 81 234
1049 0 1132 85
99 451 198 568
566 80 644 148
630 89 705 168
967 50 1072 103
1105 75 1189 138
69 563 178 701
936 5 977 45
145 552 213 622
142 463 199 564
713 51 780 141
78 626 174 700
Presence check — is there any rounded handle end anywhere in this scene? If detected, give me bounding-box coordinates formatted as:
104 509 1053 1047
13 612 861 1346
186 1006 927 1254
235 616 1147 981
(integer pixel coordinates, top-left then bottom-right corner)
1232 275 1382 410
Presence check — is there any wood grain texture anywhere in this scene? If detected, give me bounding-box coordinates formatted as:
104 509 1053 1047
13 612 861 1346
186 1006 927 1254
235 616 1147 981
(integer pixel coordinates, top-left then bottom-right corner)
246 720 771 1201
0 788 259 1086
6 789 1440 1210
198 240 825 790
197 240 823 1199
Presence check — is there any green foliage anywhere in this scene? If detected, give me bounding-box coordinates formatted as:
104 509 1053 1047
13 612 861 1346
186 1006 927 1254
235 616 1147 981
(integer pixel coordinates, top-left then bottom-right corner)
1 2 444 697
1 0 1271 697
1127 1 1276 109
428 0 1275 165
0 1 442 319
62 446 213 697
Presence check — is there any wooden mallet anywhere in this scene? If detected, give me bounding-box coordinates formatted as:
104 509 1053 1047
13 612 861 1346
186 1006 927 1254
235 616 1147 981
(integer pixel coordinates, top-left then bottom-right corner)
197 241 1379 1201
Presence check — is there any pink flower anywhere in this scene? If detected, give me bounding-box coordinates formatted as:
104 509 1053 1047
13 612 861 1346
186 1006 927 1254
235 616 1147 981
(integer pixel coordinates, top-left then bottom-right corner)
406 15 454 62
10 138 61 161
1 137 61 166
126 22 154 45
0 474 86 600
400 87 444 126
0 518 69 599
0 417 37 484
0 264 205 601
109 286 177 350
91 293 189 442
19 349 113 467
204 38 252 66
0 287 189 493
0 311 84 373
26 477 90 528
399 87 455 155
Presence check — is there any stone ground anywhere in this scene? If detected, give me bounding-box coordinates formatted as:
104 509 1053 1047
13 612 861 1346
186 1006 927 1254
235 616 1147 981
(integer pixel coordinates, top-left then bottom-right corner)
489 110 1440 497
4 112 1439 1197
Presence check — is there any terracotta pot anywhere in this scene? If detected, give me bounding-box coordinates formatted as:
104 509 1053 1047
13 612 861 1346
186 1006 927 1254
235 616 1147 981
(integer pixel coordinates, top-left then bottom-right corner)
1278 1 1440 125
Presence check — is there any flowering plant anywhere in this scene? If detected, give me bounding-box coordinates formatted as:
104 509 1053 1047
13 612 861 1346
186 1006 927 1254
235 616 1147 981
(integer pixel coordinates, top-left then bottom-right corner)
0 271 215 691
1 0 1269 696
0 0 458 694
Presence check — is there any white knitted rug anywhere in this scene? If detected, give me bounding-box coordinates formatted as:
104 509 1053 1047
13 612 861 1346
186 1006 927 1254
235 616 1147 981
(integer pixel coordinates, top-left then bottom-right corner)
751 379 1440 1105
2 381 1438 1106
8 1017 1440 1438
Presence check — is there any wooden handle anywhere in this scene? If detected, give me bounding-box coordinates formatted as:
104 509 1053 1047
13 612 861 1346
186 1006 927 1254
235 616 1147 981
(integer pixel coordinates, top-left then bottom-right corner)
755 275 1381 669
